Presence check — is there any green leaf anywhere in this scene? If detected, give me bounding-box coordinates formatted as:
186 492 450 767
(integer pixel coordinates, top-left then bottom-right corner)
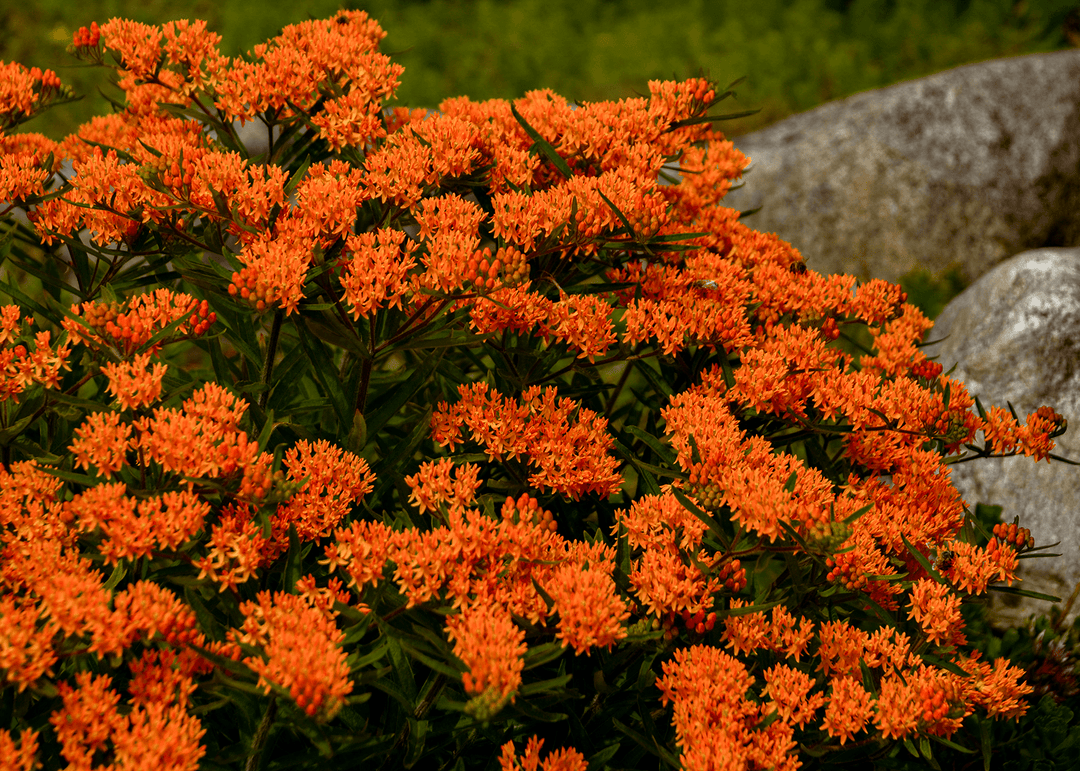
612 718 679 768
987 585 1061 603
522 641 566 671
102 561 127 592
518 673 572 697
395 638 461 680
669 486 725 542
282 524 303 593
901 534 946 585
929 734 975 755
979 717 992 771
726 599 782 616
509 103 573 179
918 652 971 678
347 409 367 453
296 318 350 427
624 424 677 465
385 635 418 702
364 348 443 440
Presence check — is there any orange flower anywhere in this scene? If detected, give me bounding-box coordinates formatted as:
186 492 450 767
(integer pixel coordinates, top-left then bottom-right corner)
499 736 588 771
820 676 873 744
212 11 396 124
101 352 168 410
908 577 966 647
874 666 966 740
228 231 312 314
542 562 629 654
656 644 799 771
127 648 198 708
134 382 259 480
939 539 1019 594
194 503 272 590
816 620 871 679
340 227 417 319
616 257 754 356
64 290 215 356
96 580 200 656
236 587 353 720
723 601 815 661
110 698 207 771
405 458 482 516
69 410 133 479
49 670 206 771
0 60 65 130
431 382 622 499
271 439 375 550
323 519 393 595
0 595 57 690
963 655 1033 720
468 285 617 361
49 672 123 770
0 728 38 771
98 19 164 81
627 545 721 621
763 663 825 728
0 145 53 203
446 600 527 718
64 483 208 564
0 318 72 403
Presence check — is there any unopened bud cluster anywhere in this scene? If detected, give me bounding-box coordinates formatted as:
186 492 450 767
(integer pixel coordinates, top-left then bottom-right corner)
501 492 557 532
464 685 513 722
992 521 1035 551
465 245 529 292
825 551 866 592
716 559 746 593
806 520 851 553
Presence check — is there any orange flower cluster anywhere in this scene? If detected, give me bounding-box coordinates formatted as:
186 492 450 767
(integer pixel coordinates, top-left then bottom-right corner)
499 736 588 771
267 439 374 558
101 352 168 410
0 10 1068 768
234 585 353 719
908 578 966 647
981 404 1066 460
653 605 1036 748
64 290 216 356
445 601 527 716
656 645 799 771
49 670 205 771
0 306 71 401
405 458 482 516
0 61 65 131
432 382 622 498
468 283 618 361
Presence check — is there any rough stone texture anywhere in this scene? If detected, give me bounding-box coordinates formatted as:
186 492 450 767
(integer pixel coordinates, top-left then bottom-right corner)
722 50 1080 285
922 248 1080 627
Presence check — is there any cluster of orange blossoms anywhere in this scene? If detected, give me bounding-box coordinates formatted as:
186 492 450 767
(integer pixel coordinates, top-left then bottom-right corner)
0 9 1069 770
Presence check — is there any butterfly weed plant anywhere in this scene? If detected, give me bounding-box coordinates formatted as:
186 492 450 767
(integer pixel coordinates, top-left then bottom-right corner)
0 12 1074 771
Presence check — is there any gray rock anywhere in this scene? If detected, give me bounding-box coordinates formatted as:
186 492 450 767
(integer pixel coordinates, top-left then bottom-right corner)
922 247 1080 627
723 50 1080 285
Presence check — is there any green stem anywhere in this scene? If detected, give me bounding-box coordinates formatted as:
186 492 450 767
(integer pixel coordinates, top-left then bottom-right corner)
354 315 376 415
245 696 277 771
604 359 634 419
376 674 447 771
259 309 284 411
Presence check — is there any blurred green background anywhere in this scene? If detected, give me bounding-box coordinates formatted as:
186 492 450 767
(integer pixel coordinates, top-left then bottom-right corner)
3 0 1077 316
6 0 1077 141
